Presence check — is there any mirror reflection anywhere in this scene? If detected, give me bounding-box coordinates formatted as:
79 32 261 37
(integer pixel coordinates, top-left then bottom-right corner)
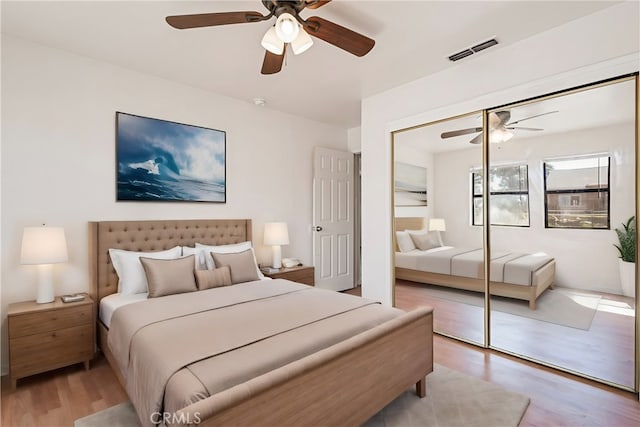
488 78 636 388
392 76 636 390
393 112 485 344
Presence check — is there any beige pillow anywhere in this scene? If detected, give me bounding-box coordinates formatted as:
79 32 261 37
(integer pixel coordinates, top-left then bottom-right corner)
140 255 197 298
212 249 260 284
195 266 232 290
396 231 416 252
407 230 441 251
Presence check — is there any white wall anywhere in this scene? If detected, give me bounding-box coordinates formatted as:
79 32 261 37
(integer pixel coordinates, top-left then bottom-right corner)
360 2 639 305
432 124 635 294
0 35 348 372
347 126 361 153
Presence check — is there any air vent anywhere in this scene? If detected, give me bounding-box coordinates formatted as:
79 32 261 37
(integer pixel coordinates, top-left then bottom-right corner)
448 49 473 62
448 37 499 62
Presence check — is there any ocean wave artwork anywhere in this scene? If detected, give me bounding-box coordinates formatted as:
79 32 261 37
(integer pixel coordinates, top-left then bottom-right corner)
116 112 226 202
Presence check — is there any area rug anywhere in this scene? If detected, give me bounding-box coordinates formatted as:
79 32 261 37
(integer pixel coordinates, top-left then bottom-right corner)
419 285 600 330
75 365 529 427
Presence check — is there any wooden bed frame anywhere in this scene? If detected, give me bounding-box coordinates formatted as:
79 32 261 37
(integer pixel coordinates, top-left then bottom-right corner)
395 217 555 310
89 219 434 426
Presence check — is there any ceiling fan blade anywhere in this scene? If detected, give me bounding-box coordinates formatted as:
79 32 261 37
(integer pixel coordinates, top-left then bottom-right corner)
305 0 332 9
261 50 285 75
488 110 511 128
505 126 544 131
506 110 559 126
441 127 483 139
305 16 375 57
166 11 265 29
469 134 482 144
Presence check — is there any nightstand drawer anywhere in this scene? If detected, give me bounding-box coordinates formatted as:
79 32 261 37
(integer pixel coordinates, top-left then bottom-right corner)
278 269 314 285
10 324 94 377
265 266 315 286
9 304 92 337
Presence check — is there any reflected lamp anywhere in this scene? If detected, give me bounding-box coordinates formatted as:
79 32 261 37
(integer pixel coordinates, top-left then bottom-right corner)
428 218 446 246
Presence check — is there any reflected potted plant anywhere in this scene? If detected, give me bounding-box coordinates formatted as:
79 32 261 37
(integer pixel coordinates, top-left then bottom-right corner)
614 216 636 297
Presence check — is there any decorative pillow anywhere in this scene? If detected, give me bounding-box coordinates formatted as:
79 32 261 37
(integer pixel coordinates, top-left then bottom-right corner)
195 266 232 290
211 250 260 284
109 246 182 295
396 231 416 252
140 255 197 298
181 246 208 271
195 241 265 279
407 229 441 251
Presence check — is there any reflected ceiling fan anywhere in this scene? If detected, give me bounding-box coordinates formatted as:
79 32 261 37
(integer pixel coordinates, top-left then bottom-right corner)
165 0 375 75
441 110 559 144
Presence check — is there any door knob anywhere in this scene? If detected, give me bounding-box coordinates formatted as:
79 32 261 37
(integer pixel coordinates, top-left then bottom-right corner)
313 226 323 232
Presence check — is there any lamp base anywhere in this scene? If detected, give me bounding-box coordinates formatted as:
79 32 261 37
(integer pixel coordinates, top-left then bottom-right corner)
271 245 282 269
36 264 55 304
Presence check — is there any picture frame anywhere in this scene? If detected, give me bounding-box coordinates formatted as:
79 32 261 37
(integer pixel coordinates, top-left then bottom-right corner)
116 112 226 202
394 161 427 206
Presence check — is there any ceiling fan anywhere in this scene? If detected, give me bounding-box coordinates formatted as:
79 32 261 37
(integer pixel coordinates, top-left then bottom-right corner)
441 110 559 144
165 0 375 75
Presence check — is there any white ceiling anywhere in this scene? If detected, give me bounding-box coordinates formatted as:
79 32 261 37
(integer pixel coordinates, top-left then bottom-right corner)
395 78 637 153
1 0 622 128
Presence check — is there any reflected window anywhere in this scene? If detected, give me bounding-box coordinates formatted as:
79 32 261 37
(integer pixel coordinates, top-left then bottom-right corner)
472 164 530 227
544 155 610 229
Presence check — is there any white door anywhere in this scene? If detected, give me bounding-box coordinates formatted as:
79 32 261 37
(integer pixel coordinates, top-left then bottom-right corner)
313 147 354 291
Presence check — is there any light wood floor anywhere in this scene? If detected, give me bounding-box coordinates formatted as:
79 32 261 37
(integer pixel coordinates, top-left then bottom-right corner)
2 338 639 427
394 279 636 388
1 286 639 426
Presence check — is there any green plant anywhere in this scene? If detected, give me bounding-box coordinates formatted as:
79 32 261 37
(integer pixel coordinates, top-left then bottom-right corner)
614 216 636 263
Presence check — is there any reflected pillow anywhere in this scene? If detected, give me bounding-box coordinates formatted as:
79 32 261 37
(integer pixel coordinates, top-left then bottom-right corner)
140 255 197 298
407 229 441 251
211 250 260 284
195 266 232 290
109 246 182 295
396 231 416 252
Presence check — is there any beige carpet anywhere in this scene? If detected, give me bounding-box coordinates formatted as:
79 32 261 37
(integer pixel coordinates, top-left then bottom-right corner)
419 285 600 330
75 365 529 427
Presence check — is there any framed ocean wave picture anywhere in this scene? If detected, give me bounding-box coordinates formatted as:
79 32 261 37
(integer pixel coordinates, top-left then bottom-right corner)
116 112 226 202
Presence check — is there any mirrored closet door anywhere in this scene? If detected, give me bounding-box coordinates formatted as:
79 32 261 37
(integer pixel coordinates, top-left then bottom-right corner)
393 112 486 345
487 77 637 388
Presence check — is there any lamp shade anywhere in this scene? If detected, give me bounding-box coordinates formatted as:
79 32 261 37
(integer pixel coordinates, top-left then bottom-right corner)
291 28 313 55
428 218 446 232
275 13 299 43
21 226 68 265
264 222 290 246
261 26 284 55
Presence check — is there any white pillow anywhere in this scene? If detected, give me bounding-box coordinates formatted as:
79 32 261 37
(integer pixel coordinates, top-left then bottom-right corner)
109 246 182 295
195 241 265 279
396 231 416 253
406 229 441 251
181 246 208 271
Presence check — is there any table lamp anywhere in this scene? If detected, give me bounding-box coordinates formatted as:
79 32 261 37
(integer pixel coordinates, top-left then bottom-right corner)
20 226 68 303
264 222 289 268
429 218 446 246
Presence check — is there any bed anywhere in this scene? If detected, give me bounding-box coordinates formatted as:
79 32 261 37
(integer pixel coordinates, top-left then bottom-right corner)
394 217 555 310
89 219 433 426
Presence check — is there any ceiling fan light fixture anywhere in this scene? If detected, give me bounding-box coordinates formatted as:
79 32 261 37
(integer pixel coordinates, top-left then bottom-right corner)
491 128 514 143
275 12 299 43
261 26 284 55
291 28 313 55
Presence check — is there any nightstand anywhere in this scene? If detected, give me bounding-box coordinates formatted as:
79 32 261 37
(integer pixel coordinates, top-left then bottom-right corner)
263 265 315 286
8 294 95 389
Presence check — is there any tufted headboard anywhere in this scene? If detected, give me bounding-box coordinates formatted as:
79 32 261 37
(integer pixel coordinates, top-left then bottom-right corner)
88 219 252 302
